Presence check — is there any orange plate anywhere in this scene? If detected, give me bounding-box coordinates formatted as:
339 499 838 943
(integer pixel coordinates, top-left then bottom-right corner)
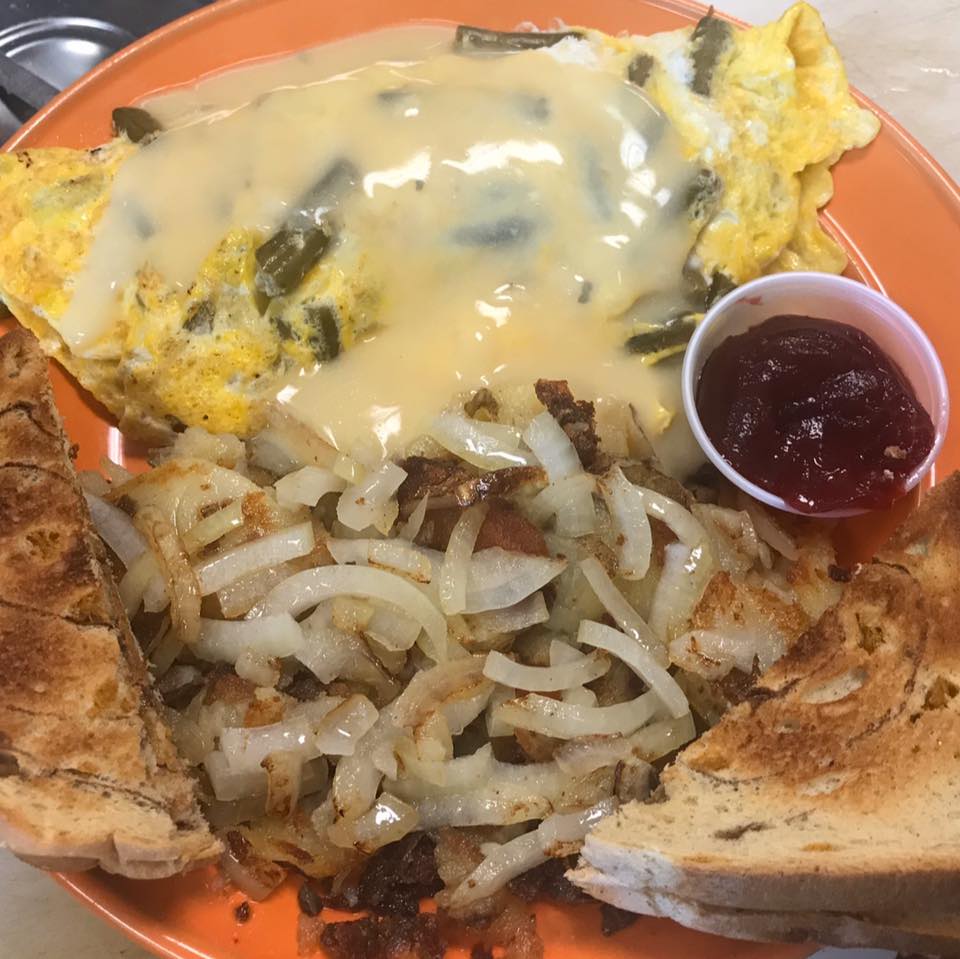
4 0 960 956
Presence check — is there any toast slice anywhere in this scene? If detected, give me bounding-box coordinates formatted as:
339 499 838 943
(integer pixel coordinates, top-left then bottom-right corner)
0 328 221 878
573 866 960 957
571 473 960 943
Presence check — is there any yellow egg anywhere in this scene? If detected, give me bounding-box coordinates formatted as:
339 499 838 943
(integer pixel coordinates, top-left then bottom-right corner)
0 3 879 442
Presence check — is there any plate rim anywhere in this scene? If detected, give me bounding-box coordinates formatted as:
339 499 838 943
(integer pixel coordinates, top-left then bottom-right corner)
3 0 958 957
4 0 960 210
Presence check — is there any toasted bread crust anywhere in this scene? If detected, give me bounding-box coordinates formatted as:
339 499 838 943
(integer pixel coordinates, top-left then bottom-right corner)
571 866 960 957
577 474 960 920
0 328 220 877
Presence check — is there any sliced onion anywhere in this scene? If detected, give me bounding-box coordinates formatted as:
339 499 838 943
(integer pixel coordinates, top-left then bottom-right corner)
578 620 689 719
627 712 697 761
249 415 337 474
441 680 493 735
220 832 287 900
262 750 303 818
439 502 489 614
205 759 327 817
275 465 346 508
430 411 536 470
254 565 446 657
553 714 697 776
194 521 315 596
537 798 617 856
483 649 609 692
465 592 549 644
84 492 147 567
327 792 418 853
181 499 245 554
399 494 429 541
371 738 400 779
100 456 133 485
494 691 659 739
79 470 111 496
398 761 614 828
412 711 452 762
118 551 157 617
168 426 246 469
331 595 373 633
205 750 268 802
751 508 799 562
336 461 406 534
328 537 434 583
670 628 757 679
396 741 494 789
333 453 362 483
529 473 597 537
298 604 400 700
648 541 714 642
365 603 422 653
448 830 545 908
486 684 516 737
248 429 302 476
217 698 343 774
313 694 379 756
234 649 280 686
579 556 667 665
135 505 201 645
149 626 183 676
562 686 598 707
522 411 582 482
143 570 168 613
194 614 303 664
637 485 707 550
463 548 567 614
110 459 259 538
298 607 363 684
217 563 298 619
598 466 652 580
328 658 482 815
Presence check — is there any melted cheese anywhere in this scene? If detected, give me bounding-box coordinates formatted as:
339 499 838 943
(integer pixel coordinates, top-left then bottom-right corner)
62 27 706 474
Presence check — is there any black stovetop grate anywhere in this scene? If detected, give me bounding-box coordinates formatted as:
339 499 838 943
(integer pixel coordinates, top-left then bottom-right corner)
0 0 213 142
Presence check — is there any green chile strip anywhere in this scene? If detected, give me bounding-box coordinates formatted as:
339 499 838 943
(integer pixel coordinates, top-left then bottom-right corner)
625 315 697 356
689 14 733 96
454 25 584 53
255 225 332 300
627 53 655 87
254 159 358 303
112 106 163 143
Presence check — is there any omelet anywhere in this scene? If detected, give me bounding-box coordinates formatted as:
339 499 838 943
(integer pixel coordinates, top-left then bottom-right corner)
613 1 880 284
0 2 878 444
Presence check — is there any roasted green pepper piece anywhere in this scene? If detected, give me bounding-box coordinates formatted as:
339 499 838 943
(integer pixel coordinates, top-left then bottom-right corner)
686 169 723 225
454 25 584 53
689 13 733 96
255 159 357 306
627 53 655 87
183 300 214 334
303 303 341 362
452 216 535 247
625 315 697 357
255 225 332 300
112 106 163 143
705 272 736 307
682 263 736 312
287 159 358 232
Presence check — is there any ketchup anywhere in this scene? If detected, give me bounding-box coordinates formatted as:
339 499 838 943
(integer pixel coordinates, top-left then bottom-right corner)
695 315 935 513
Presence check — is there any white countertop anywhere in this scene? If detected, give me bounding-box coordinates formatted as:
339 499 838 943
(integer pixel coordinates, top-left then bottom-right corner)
1 2 957 958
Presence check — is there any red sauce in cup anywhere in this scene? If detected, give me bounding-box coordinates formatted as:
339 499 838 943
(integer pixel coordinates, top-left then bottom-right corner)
695 315 935 513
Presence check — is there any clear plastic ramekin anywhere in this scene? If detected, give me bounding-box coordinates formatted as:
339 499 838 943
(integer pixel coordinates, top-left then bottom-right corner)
681 272 949 518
